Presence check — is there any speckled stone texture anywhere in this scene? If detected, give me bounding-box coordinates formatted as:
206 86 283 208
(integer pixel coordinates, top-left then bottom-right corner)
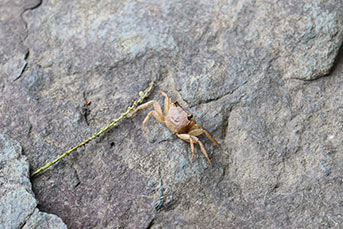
1 0 343 228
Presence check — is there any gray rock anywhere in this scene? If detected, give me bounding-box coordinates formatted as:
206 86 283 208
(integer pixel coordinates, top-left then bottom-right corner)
1 0 343 228
0 134 67 229
22 209 67 229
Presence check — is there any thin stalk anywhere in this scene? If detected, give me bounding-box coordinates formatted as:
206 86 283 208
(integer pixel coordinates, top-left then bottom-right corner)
31 82 155 177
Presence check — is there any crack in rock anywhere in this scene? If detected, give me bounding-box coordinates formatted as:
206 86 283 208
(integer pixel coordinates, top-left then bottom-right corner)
0 134 67 229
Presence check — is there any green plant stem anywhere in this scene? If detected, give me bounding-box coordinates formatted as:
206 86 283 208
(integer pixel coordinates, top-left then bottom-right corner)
31 82 155 177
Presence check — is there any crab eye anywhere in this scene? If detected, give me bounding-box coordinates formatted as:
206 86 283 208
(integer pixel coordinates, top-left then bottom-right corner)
174 101 179 106
187 114 193 120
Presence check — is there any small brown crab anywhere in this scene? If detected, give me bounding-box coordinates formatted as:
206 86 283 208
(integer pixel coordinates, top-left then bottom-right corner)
132 90 221 167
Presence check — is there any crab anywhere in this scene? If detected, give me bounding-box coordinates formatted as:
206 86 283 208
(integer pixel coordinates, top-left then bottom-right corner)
132 90 221 167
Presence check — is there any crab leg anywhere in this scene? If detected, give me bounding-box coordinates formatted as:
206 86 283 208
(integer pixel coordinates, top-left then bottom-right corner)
188 124 221 147
189 135 195 161
160 90 172 116
132 100 163 117
142 110 165 130
176 134 213 167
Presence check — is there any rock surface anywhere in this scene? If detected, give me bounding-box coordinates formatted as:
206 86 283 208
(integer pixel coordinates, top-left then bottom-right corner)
0 134 67 229
1 0 343 228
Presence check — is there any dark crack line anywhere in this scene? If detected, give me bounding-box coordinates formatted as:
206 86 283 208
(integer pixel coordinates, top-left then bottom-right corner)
14 50 29 81
221 106 233 140
328 41 343 76
26 123 33 137
82 91 91 126
20 208 36 229
146 218 155 229
70 164 82 188
15 0 43 81
20 0 43 38
188 80 248 108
